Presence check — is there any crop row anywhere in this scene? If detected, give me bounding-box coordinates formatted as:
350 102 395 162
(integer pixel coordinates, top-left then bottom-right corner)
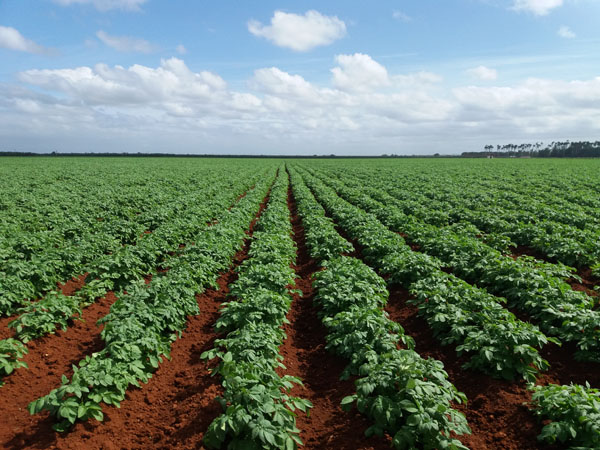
308 168 600 362
289 167 472 449
27 170 275 431
296 167 552 382
0 172 264 385
201 170 312 449
334 165 600 269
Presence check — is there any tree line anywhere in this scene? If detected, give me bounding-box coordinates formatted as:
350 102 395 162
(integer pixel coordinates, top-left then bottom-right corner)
462 141 600 158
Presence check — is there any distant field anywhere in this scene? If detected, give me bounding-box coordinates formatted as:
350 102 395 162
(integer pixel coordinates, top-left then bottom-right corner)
0 157 599 450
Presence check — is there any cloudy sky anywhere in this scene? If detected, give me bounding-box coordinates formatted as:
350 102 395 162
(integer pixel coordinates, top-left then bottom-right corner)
1 0 599 155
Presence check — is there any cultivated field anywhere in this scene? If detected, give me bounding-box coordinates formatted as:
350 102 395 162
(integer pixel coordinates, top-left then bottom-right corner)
0 157 599 450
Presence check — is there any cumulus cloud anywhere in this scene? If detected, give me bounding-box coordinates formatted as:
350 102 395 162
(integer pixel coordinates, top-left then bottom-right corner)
252 67 317 98
248 10 346 52
467 65 498 81
18 58 229 107
7 54 600 155
558 25 576 39
52 0 147 11
331 53 391 92
0 26 47 54
512 0 563 15
96 30 154 53
453 77 600 135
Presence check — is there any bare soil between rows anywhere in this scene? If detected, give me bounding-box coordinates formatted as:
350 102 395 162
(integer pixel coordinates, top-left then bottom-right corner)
0 184 269 450
311 183 599 450
281 178 391 449
2 174 597 450
0 291 117 449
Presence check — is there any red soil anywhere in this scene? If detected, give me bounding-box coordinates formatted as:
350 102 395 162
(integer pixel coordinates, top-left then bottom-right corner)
282 181 391 449
57 273 88 297
510 244 549 261
385 285 548 450
570 267 599 300
0 315 19 340
0 291 117 449
539 341 600 388
0 184 269 450
313 195 589 450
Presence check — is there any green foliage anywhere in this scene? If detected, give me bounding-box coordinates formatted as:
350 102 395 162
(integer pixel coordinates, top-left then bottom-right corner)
300 168 554 381
346 350 470 450
28 165 276 430
0 338 28 382
530 383 600 449
311 257 470 449
9 291 82 343
290 168 470 449
411 273 555 382
202 172 311 449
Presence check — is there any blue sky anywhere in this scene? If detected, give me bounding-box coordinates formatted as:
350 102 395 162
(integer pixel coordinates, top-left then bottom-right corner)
1 0 599 155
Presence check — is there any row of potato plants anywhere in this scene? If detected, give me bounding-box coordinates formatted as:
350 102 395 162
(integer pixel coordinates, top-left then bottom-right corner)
8 173 261 341
0 173 261 384
313 170 600 362
296 167 552 382
349 159 600 228
289 168 471 450
341 168 600 268
201 172 312 449
0 168 189 315
529 382 600 448
27 171 276 431
0 166 254 316
301 164 600 448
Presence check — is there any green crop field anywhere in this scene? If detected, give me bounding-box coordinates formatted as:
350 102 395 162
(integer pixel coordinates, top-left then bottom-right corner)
0 157 599 450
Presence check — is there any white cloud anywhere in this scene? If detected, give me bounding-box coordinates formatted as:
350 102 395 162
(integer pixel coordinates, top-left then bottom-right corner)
176 44 187 55
6 55 600 155
248 10 346 52
0 26 46 54
52 0 147 11
453 78 600 134
252 67 317 98
19 58 228 107
96 30 154 53
392 10 412 22
331 53 391 92
512 0 563 15
558 25 576 39
467 65 498 81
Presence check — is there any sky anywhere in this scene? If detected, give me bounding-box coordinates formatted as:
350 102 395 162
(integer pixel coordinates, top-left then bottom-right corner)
1 0 599 155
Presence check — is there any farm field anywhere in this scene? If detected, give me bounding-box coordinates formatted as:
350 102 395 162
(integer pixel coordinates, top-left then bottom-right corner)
0 156 599 450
